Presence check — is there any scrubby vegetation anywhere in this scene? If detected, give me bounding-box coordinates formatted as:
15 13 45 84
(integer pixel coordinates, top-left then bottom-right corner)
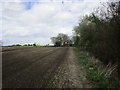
73 1 120 87
75 48 120 88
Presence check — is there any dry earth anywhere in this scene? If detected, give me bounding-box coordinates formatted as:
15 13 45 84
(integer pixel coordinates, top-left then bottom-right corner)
2 47 92 88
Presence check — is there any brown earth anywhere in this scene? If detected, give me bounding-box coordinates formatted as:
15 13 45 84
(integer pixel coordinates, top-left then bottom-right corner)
2 47 92 88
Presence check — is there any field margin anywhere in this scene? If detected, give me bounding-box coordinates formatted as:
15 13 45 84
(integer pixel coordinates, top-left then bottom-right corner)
74 48 120 88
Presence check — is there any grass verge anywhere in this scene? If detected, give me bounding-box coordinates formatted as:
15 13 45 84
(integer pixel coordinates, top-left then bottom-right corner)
74 48 120 88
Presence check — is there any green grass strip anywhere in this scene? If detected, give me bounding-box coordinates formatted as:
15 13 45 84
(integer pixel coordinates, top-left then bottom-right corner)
74 48 120 88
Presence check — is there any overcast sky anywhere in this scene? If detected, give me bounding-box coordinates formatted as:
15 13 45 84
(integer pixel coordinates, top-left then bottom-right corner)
0 0 116 46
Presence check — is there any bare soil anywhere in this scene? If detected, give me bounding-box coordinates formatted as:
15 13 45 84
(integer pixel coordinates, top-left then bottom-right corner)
2 47 92 88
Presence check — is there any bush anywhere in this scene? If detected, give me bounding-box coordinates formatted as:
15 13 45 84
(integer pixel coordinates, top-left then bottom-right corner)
73 1 120 80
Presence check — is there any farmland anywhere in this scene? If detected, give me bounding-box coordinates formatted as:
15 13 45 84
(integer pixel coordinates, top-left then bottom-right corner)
2 47 91 88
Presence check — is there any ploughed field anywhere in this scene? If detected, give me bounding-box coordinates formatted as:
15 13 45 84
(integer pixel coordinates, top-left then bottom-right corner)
2 47 91 88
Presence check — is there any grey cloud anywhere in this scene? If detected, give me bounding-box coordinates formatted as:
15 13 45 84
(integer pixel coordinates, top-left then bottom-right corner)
1 1 105 45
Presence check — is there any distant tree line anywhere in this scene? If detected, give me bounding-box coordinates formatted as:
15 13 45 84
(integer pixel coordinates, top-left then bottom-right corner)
51 33 73 46
11 43 37 46
73 2 120 77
